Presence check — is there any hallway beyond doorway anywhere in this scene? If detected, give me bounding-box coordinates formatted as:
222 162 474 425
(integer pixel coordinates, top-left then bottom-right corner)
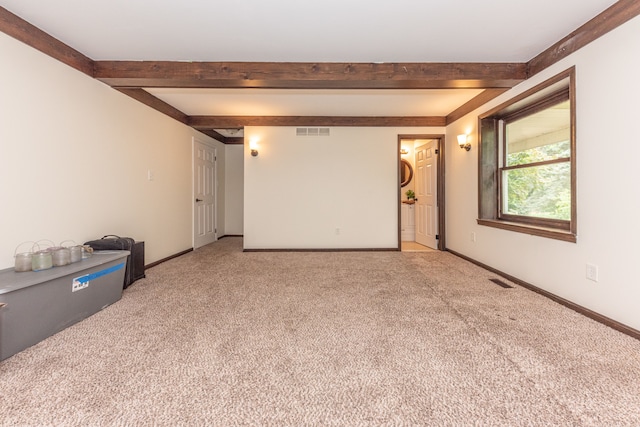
401 241 433 252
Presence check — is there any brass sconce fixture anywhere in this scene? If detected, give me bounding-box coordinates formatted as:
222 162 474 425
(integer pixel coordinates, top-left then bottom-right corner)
457 134 471 151
249 138 259 157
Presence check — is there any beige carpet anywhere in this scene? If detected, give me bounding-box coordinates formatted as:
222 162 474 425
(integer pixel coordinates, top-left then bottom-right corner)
1 237 640 426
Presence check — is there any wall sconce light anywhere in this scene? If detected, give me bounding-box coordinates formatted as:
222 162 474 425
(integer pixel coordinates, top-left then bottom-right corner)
400 147 409 155
249 138 259 157
457 134 471 151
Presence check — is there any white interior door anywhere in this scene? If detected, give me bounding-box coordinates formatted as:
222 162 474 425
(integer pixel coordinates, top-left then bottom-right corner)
193 139 217 249
415 140 438 249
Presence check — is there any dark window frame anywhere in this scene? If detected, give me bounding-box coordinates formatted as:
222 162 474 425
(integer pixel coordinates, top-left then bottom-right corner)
477 67 577 243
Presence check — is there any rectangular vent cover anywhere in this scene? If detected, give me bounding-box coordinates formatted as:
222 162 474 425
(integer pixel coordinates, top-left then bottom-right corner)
489 278 513 289
296 127 330 137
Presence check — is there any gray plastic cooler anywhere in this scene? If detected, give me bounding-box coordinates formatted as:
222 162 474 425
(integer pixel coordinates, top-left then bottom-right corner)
0 251 129 361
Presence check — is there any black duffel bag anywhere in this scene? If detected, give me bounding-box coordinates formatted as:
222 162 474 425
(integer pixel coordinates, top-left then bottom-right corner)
84 235 145 288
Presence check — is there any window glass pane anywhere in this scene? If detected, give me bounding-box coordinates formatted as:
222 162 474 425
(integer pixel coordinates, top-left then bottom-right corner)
502 162 570 220
506 100 570 167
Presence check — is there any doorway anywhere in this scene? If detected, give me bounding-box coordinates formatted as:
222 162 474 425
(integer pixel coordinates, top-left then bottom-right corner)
398 134 445 251
193 137 218 249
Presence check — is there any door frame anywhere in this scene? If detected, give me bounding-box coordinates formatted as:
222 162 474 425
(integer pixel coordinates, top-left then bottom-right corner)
192 137 218 249
397 134 446 251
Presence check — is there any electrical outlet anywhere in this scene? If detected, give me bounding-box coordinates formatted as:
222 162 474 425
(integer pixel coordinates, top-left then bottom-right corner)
147 170 154 181
470 232 476 242
586 263 599 282
335 228 340 235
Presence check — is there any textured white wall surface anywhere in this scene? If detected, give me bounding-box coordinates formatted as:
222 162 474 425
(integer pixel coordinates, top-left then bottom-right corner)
243 126 443 249
445 15 640 330
0 32 224 268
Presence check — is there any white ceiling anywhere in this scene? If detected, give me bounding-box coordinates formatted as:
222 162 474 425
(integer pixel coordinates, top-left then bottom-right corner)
0 0 618 62
0 0 619 121
146 88 484 116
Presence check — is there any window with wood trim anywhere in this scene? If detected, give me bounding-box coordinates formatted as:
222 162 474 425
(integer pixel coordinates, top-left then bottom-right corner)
477 68 576 242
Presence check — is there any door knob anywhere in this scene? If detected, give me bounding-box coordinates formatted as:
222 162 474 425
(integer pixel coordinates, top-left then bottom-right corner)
195 198 203 202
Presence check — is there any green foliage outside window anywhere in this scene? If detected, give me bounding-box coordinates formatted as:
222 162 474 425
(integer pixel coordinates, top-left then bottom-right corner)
502 141 571 220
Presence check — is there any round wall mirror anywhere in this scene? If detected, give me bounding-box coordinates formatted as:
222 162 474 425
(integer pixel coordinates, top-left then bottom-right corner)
400 159 413 187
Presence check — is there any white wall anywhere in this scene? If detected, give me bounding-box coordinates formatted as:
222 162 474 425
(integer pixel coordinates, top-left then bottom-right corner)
0 32 225 269
445 15 640 330
224 144 244 235
243 126 443 249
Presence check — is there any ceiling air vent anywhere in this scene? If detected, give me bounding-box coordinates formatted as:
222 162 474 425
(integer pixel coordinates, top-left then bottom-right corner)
296 127 330 137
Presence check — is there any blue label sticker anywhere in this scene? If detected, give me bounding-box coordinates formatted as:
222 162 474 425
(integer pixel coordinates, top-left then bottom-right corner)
73 263 125 285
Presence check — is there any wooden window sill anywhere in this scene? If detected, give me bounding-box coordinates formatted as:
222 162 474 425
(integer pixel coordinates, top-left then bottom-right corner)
477 219 576 243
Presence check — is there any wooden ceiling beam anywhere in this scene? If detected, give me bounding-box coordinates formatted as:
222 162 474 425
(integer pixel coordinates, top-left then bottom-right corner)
446 89 509 125
94 62 527 89
116 88 189 124
528 0 640 77
5 1 638 134
0 6 94 76
189 116 446 128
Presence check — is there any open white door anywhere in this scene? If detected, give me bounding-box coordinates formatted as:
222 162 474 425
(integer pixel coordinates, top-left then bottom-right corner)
415 140 438 249
193 138 217 249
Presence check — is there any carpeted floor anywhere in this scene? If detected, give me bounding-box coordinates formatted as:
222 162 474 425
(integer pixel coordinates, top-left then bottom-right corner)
1 237 640 426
